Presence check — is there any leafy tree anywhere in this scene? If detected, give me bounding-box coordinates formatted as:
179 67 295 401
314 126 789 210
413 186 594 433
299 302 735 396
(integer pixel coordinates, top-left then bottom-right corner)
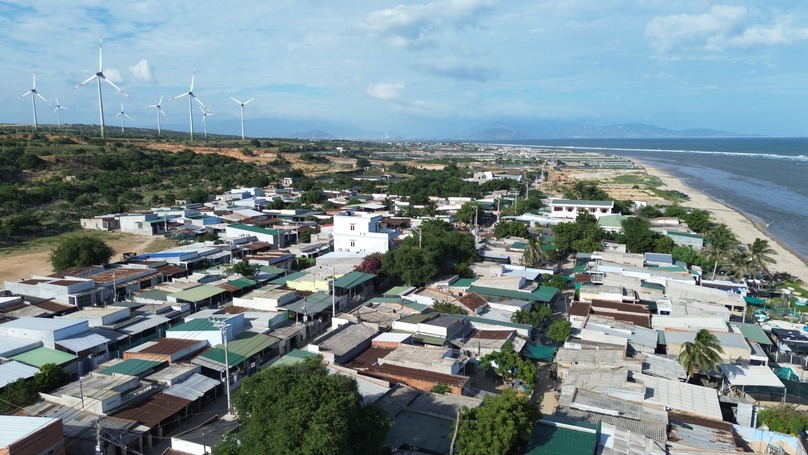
636 205 663 219
672 246 709 269
354 252 384 275
456 202 479 224
563 181 609 201
479 341 537 390
432 301 467 315
50 235 115 272
494 220 529 239
456 390 541 455
226 259 259 279
34 363 68 391
758 406 808 435
431 383 452 395
678 329 724 382
381 245 439 286
653 235 675 254
683 209 711 233
618 217 657 253
298 189 324 205
552 212 608 255
704 223 738 279
355 157 371 169
511 304 552 328
215 357 392 455
546 320 572 344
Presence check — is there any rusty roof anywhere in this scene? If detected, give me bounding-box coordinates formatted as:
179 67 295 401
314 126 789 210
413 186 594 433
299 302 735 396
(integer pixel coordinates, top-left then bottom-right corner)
48 280 86 286
365 363 467 387
111 393 191 428
345 346 395 370
590 311 651 329
590 300 649 314
568 302 592 317
473 329 515 340
35 300 76 314
457 293 488 311
132 338 206 356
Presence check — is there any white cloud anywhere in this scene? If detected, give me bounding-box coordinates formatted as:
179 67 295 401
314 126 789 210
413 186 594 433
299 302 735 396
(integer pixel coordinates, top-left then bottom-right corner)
104 68 124 84
129 58 155 84
413 57 500 82
367 82 405 100
360 0 494 49
646 6 808 54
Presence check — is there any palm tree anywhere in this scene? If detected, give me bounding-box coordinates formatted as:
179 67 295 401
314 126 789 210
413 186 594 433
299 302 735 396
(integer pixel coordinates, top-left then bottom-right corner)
730 250 753 281
747 238 778 277
678 329 724 383
704 224 738 279
521 237 544 267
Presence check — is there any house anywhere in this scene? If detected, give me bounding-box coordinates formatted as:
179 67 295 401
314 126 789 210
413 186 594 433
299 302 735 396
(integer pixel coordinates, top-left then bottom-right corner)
332 212 397 254
0 416 65 455
119 213 168 236
80 214 119 231
548 198 614 220
225 223 287 248
306 322 379 364
666 230 705 250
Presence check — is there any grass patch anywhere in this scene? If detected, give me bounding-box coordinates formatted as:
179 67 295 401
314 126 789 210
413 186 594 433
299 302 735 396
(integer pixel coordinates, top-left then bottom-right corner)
608 173 664 188
0 230 172 257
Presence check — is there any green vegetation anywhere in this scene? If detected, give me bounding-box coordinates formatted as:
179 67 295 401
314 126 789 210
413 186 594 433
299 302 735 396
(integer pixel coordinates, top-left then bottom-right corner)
758 406 808 435
493 220 529 239
225 259 259 279
430 383 452 395
0 364 69 414
678 329 724 382
456 390 541 455
511 304 553 328
49 235 115 271
546 320 572 344
552 212 610 254
214 357 391 455
479 341 537 391
433 301 467 315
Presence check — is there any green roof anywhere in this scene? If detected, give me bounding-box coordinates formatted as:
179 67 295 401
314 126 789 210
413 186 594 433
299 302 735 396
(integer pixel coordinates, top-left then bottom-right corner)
367 297 405 305
572 265 586 274
541 234 555 243
744 296 766 306
98 359 164 377
227 278 257 289
136 289 171 301
272 349 319 367
641 282 666 291
467 285 559 303
11 347 77 367
525 421 598 455
229 223 279 235
259 265 286 275
200 348 248 366
221 332 280 357
384 286 412 297
170 284 226 302
333 271 376 290
522 344 557 362
657 330 666 346
268 271 306 285
597 214 631 227
411 333 447 346
733 323 773 345
167 318 217 333
511 241 528 251
398 313 438 324
450 278 478 288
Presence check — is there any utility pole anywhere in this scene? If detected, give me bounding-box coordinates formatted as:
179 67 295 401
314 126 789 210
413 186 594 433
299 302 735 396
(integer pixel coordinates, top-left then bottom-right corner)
210 318 232 415
95 416 104 455
472 205 479 242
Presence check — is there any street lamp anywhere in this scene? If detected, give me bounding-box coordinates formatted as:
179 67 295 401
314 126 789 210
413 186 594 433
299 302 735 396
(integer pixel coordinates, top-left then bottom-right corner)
210 317 232 415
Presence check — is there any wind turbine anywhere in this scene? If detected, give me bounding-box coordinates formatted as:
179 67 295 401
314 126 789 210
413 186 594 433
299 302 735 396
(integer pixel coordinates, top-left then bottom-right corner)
18 68 50 129
113 102 131 133
73 34 131 139
200 105 216 139
53 97 68 129
227 94 258 140
169 66 209 141
146 95 168 135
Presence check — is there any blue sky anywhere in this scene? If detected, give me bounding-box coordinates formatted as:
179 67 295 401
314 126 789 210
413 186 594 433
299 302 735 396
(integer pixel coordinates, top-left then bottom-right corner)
3 1 808 138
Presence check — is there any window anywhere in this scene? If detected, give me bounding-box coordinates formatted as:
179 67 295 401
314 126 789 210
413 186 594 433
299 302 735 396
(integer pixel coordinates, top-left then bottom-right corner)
350 240 356 247
350 223 356 231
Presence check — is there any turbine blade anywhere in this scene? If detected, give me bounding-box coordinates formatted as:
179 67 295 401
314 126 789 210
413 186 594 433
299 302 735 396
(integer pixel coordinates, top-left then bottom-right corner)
74 74 97 89
159 107 168 119
124 113 132 119
158 94 164 105
168 92 189 101
190 66 196 91
55 97 60 106
103 77 132 100
18 90 32 99
193 96 209 111
98 34 103 71
244 95 258 105
227 95 242 104
36 93 51 105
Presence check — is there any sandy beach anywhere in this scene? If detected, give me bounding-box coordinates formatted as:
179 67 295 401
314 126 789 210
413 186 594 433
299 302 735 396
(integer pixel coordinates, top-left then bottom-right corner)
639 161 808 284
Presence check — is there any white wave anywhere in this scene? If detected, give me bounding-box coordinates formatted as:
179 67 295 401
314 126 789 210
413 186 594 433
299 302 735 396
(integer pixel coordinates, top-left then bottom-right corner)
526 144 808 162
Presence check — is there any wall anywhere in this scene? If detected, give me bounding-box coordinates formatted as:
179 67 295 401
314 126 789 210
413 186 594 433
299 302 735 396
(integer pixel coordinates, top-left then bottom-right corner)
1 418 65 455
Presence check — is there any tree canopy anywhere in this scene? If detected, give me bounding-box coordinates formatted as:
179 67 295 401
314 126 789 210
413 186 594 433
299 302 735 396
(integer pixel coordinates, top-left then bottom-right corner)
546 320 572 344
678 329 724 382
758 406 808 435
479 341 537 390
456 390 541 455
226 259 259 279
50 235 115 271
493 220 529 239
214 357 392 455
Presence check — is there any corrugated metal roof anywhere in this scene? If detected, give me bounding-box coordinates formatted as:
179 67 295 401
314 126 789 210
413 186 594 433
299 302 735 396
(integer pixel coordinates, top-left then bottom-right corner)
10 347 77 367
0 337 43 357
98 359 165 377
55 332 110 352
333 271 376 290
227 277 257 289
166 318 216 333
111 393 192 428
272 348 318 367
170 284 226 302
195 348 249 370
116 315 170 335
225 332 280 357
229 223 279 235
0 416 60 448
268 271 306 285
0 360 39 387
163 373 219 400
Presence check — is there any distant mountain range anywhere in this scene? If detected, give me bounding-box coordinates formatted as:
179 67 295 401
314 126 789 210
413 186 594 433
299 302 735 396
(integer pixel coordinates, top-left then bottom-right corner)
457 121 739 140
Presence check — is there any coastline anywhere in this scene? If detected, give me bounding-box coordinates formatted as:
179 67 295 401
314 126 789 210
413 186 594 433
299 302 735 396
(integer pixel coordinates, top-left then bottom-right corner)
636 160 808 284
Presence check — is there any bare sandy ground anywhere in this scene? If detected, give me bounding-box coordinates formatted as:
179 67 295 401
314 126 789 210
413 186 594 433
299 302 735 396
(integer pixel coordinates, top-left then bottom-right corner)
640 162 808 284
0 234 166 285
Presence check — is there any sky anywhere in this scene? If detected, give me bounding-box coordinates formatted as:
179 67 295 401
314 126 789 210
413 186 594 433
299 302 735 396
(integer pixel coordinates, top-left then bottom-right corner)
2 1 808 139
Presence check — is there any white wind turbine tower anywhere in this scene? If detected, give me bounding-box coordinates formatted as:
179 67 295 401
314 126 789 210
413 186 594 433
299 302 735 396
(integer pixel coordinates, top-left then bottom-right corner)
114 102 131 133
200 105 216 139
18 68 50 129
227 94 259 140
169 67 209 141
73 34 131 139
53 97 68 129
146 95 168 135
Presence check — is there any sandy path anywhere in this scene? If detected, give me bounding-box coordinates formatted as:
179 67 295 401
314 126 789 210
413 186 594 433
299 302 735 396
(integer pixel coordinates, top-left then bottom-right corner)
640 162 808 284
0 234 165 285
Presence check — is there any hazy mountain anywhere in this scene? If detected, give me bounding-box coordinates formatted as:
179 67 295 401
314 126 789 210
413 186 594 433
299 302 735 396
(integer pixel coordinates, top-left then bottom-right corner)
289 129 335 140
457 121 738 140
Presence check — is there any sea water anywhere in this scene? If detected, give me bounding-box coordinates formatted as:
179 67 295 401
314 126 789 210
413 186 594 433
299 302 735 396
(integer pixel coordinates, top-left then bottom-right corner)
496 138 808 263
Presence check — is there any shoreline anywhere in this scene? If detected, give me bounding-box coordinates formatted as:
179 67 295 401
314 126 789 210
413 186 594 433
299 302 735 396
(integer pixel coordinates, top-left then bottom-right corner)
636 160 808 284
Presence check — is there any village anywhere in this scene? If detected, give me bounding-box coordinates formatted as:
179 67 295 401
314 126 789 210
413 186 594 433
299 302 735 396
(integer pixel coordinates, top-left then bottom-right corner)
2 144 808 455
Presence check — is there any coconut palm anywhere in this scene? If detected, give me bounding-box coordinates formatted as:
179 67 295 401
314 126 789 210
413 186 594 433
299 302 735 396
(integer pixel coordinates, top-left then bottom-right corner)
704 223 738 279
730 250 754 281
678 329 724 382
747 238 778 277
521 237 544 267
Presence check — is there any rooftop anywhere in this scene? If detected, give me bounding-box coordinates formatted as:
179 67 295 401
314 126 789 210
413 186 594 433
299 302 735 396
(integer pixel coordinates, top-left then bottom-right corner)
10 347 77 367
0 416 61 448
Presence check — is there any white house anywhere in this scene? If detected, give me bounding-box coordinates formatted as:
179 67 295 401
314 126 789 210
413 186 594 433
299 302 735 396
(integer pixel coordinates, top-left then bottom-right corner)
119 213 167 236
548 198 614 220
332 212 396 255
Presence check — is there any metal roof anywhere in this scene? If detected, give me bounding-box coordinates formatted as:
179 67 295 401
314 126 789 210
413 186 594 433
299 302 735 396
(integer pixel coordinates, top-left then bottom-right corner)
0 360 39 388
0 337 42 357
224 332 280 357
467 284 558 303
10 347 77 367
226 277 257 289
194 348 249 370
116 315 170 335
170 284 226 302
268 271 306 285
272 348 318 367
163 373 219 400
333 271 376 290
228 223 279 235
98 359 165 377
0 416 61 448
55 332 110 352
166 318 217 333
731 322 773 345
0 317 85 332
719 364 785 388
111 393 192 428
449 278 477 288
282 293 332 315
525 420 598 455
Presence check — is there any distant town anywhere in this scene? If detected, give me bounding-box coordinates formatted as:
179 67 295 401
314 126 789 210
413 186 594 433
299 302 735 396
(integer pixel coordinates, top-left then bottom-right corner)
1 130 806 455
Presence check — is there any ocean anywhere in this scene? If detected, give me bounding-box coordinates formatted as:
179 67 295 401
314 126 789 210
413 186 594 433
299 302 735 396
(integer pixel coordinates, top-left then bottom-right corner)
499 138 808 263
